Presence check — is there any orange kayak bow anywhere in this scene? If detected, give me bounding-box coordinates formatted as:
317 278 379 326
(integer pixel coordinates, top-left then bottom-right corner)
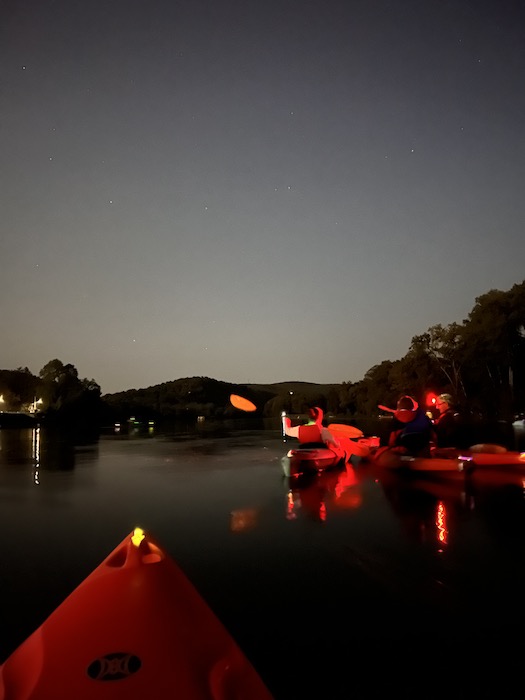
0 528 273 700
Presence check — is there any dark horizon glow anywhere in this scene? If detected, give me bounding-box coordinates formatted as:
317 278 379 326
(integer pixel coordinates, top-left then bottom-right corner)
2 0 524 394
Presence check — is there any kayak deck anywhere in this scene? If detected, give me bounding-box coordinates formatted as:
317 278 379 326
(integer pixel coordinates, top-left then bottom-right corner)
0 528 273 700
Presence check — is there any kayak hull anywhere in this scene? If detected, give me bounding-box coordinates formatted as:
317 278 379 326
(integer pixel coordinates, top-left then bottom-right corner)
444 446 525 467
372 450 470 475
284 445 342 477
282 437 370 477
369 445 525 475
0 529 273 700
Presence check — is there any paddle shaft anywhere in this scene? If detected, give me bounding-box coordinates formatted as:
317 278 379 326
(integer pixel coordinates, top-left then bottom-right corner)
281 411 288 442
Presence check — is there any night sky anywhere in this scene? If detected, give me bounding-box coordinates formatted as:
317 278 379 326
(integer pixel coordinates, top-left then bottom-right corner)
2 0 524 394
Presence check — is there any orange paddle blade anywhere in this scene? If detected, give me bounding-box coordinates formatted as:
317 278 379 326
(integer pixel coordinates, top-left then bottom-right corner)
230 394 257 412
327 423 364 439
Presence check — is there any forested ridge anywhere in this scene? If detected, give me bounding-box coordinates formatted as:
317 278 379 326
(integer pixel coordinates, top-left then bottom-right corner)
2 280 524 426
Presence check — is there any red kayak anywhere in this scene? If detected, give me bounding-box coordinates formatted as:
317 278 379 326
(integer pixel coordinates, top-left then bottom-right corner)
283 437 372 477
370 448 470 476
0 528 273 700
282 444 341 476
433 444 525 467
369 444 525 475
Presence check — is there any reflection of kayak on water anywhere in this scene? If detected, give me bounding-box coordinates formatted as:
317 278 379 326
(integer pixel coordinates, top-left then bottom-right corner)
285 463 363 521
373 468 468 548
0 528 274 700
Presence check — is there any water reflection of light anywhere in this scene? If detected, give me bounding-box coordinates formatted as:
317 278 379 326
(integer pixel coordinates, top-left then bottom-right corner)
319 502 327 522
436 501 448 548
230 508 258 532
286 491 297 520
32 427 41 485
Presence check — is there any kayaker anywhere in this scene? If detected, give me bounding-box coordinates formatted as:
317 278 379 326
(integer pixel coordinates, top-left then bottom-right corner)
283 406 340 448
387 395 436 457
434 393 467 448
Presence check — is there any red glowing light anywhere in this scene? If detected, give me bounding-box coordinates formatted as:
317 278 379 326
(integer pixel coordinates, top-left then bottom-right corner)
426 392 438 407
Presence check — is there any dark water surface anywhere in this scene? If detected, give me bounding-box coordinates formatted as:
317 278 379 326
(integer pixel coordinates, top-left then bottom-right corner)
1 424 525 698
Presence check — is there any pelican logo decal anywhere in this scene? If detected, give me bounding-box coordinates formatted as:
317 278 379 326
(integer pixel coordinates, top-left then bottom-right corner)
87 652 141 681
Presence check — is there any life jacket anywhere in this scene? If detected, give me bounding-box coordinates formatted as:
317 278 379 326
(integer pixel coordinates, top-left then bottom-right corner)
435 408 463 447
390 408 435 456
298 424 323 444
436 408 456 425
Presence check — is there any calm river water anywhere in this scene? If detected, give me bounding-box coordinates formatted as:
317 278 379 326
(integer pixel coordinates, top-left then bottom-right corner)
1 421 525 698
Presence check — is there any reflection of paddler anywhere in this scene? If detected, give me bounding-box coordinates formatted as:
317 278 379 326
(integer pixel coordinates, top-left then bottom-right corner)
377 471 455 546
333 464 363 508
283 407 366 462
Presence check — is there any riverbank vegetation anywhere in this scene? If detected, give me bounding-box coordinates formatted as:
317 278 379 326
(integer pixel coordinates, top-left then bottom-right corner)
1 280 524 428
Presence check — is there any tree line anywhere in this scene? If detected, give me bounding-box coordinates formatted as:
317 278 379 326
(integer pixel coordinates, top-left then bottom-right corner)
1 280 524 427
0 360 102 429
346 280 525 423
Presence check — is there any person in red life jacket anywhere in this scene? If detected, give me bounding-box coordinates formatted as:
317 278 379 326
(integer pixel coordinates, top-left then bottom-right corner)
388 395 437 457
282 408 367 478
283 406 340 448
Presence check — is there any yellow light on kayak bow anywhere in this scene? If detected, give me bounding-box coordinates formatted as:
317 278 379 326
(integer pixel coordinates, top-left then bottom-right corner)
131 527 145 547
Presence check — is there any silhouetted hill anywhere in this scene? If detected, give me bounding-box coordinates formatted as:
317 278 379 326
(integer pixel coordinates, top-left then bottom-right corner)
246 380 341 394
100 376 343 422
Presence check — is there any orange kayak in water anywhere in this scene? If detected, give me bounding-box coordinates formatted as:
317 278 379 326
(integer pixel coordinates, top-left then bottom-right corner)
283 439 371 477
369 444 525 474
0 528 273 700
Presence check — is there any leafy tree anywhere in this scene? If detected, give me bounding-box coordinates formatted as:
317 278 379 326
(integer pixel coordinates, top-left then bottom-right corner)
353 361 397 416
0 369 40 409
408 323 466 401
462 284 525 418
38 359 102 427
